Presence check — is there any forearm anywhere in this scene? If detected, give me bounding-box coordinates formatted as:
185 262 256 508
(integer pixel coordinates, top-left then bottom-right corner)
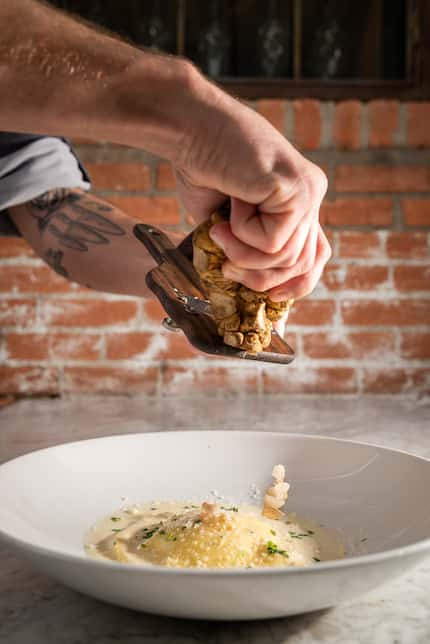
0 0 213 164
8 189 178 297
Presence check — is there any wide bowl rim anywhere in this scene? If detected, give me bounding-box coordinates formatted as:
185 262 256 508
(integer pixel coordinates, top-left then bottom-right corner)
1 430 430 577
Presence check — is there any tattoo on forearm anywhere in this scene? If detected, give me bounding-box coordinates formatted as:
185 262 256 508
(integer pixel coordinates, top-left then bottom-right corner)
45 248 69 278
31 189 70 213
28 190 125 252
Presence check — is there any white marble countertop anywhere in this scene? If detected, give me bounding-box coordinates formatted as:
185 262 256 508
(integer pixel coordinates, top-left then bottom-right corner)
1 395 430 644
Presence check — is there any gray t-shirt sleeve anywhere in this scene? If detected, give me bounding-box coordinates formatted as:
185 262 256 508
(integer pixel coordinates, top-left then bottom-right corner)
0 132 91 235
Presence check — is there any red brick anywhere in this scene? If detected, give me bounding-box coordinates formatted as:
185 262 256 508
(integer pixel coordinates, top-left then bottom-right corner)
156 164 176 191
362 368 430 394
42 299 138 327
106 332 152 359
262 367 357 394
160 333 200 360
63 366 158 394
161 365 259 395
256 100 285 134
143 298 165 324
87 163 151 192
106 331 198 360
324 229 336 248
369 100 399 147
386 232 428 259
106 196 181 225
321 198 392 226
0 299 37 328
293 100 321 150
288 301 335 326
401 333 430 360
407 102 430 147
336 166 430 192
0 265 74 294
322 264 389 291
0 238 35 258
338 232 383 258
394 265 430 291
302 331 396 360
0 367 58 394
49 334 102 361
333 101 362 150
71 136 99 145
401 199 430 226
5 333 49 360
341 299 430 326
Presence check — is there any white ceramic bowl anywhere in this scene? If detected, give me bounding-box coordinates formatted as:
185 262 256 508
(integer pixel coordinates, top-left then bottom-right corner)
1 431 430 621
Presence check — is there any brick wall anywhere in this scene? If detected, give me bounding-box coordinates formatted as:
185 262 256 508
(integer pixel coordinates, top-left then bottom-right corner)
1 100 429 397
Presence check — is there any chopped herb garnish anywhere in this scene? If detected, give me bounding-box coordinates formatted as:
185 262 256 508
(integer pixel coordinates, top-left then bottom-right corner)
191 504 199 509
313 557 320 562
270 529 276 536
307 530 315 535
159 529 166 535
150 507 157 511
110 517 121 522
141 528 158 540
221 506 239 512
184 505 190 509
111 528 122 532
360 537 368 542
193 519 202 526
166 533 177 541
289 531 311 539
266 540 289 557
138 543 146 549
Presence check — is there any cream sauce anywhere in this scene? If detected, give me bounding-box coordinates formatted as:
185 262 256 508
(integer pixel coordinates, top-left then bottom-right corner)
85 501 344 569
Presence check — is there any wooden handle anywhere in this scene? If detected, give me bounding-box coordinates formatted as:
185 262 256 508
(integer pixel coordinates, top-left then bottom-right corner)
134 222 295 365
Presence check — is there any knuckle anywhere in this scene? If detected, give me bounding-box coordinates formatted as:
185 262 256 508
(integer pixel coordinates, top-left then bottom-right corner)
299 256 315 275
322 238 332 263
294 273 314 298
314 167 329 198
301 164 328 204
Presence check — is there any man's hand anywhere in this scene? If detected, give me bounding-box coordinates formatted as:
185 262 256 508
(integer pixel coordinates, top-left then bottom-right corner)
175 84 331 302
0 1 331 303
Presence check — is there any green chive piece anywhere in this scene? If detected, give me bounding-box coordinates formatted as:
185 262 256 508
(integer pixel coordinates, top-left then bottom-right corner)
141 528 158 540
270 529 276 536
313 557 320 562
360 537 368 542
266 540 289 557
111 528 122 532
110 517 121 522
